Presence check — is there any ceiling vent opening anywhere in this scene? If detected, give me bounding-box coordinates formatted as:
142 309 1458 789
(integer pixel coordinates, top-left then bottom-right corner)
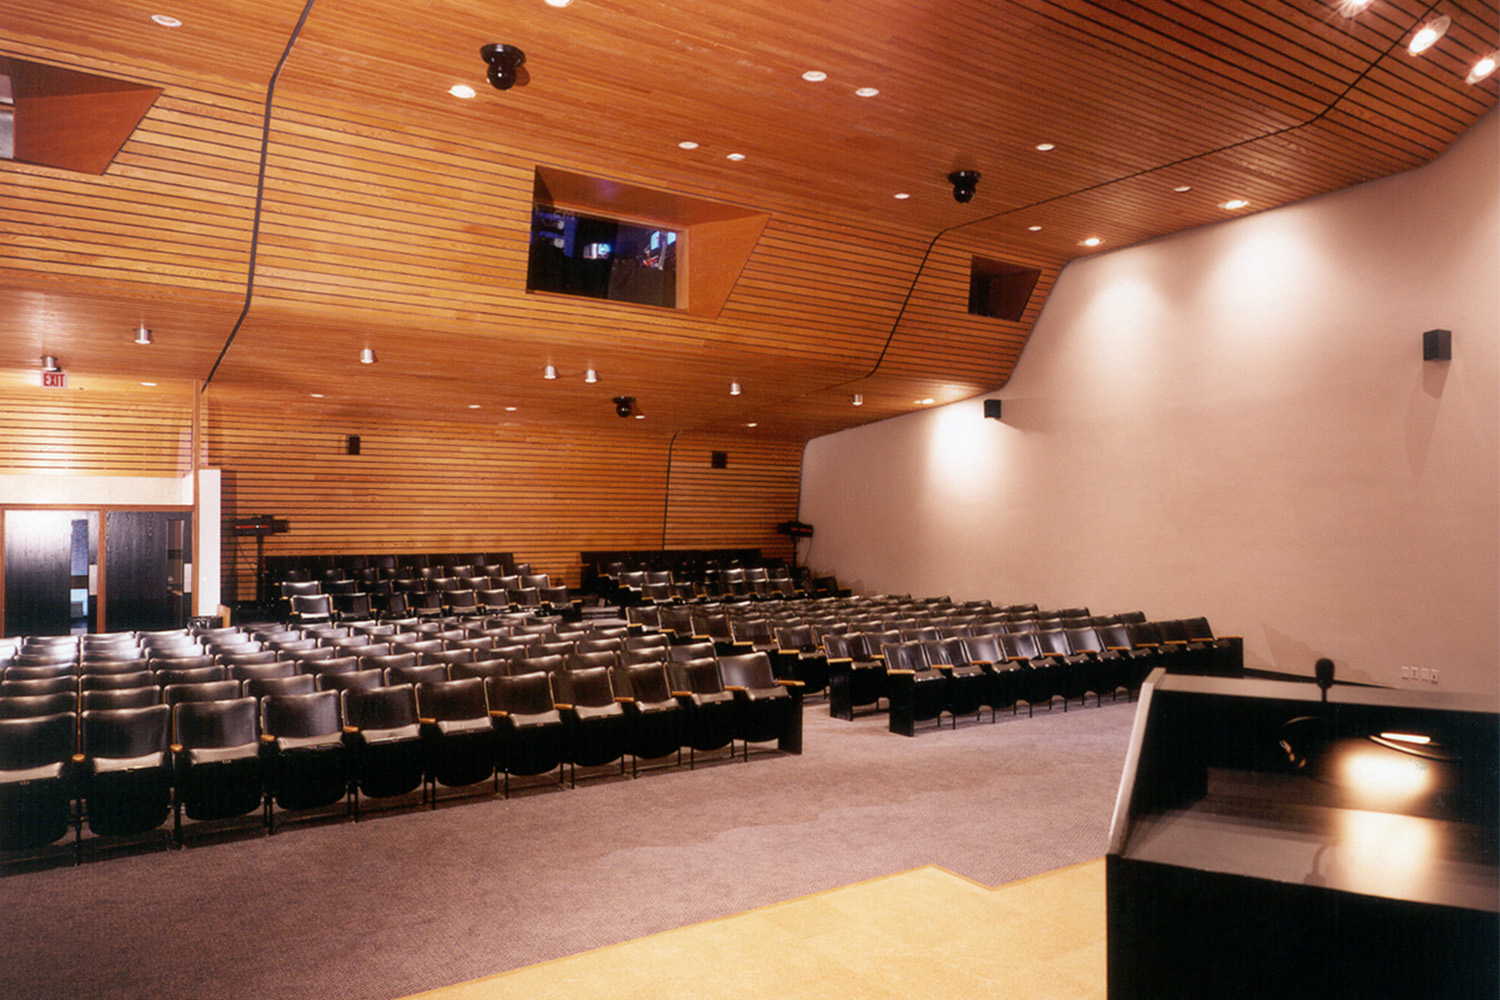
968 256 1042 322
0 56 160 174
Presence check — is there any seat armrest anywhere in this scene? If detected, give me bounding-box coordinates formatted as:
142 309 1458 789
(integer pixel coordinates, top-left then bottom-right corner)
614 696 634 704
489 709 510 718
554 702 574 710
886 668 915 676
724 685 748 692
775 679 805 687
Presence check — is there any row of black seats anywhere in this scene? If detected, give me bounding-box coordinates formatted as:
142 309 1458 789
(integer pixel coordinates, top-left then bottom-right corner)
0 645 802 860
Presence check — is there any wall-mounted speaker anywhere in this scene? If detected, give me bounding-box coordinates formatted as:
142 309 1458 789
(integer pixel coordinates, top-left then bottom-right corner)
710 451 728 469
1423 328 1451 361
347 434 361 455
983 399 1003 420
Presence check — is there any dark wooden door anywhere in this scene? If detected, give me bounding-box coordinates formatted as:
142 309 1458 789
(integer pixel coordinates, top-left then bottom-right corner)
105 512 192 633
3 509 97 637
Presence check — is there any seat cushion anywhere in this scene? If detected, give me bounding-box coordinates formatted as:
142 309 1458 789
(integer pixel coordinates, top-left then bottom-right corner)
0 762 65 784
187 743 260 765
360 724 422 744
93 752 165 774
436 717 491 735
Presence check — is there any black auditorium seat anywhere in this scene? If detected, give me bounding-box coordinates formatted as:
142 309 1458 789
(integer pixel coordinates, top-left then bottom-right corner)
289 593 335 627
171 696 264 843
0 710 78 851
717 651 802 756
79 704 173 840
416 677 496 800
486 672 566 796
773 624 828 696
920 637 989 723
259 689 350 830
881 640 949 737
556 666 628 784
341 685 426 816
666 657 736 768
616 662 683 774
959 633 1022 719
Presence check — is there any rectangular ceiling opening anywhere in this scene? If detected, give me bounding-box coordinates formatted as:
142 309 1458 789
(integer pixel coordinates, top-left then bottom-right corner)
528 205 678 309
0 56 160 174
969 256 1042 322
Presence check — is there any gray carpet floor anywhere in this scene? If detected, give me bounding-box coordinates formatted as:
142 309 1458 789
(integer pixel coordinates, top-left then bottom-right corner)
0 698 1138 1000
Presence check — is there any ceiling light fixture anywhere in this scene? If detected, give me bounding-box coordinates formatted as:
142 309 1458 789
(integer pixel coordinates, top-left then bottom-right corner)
746 422 758 428
543 364 558 379
1408 15 1450 56
359 348 377 364
1080 237 1102 247
1034 142 1056 151
1468 51 1499 84
310 393 324 398
916 397 935 405
1335 0 1372 16
1221 198 1251 210
584 368 598 383
449 84 476 99
504 405 518 412
948 170 980 203
41 355 60 372
855 87 879 97
634 412 645 420
1027 225 1043 232
678 141 699 149
893 192 910 200
133 324 153 345
480 43 526 91
613 395 635 417
545 0 572 7
729 381 742 396
802 70 827 82
150 14 182 27
468 403 481 409
140 381 157 387
851 393 863 406
1174 184 1193 193
726 152 746 161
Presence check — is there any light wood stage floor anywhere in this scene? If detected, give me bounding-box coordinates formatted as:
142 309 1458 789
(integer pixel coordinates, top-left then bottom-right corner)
407 858 1107 1000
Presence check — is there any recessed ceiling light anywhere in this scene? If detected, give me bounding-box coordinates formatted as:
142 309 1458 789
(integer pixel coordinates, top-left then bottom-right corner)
1080 237 1103 247
1221 199 1250 210
1027 225 1043 232
1173 184 1193 193
726 152 746 161
1467 51 1498 84
1335 0 1373 17
150 14 182 27
545 0 572 7
729 381 742 396
1034 142 1056 151
468 403 481 409
1408 15 1450 56
133 324 153 345
505 406 518 412
678 141 699 150
449 84 476 99
543 365 557 379
634 412 645 419
746 422 758 428
802 70 827 82
359 348 377 364
310 393 324 398
140 381 157 387
584 368 598 383
854 87 879 97
851 393 863 406
893 192 910 200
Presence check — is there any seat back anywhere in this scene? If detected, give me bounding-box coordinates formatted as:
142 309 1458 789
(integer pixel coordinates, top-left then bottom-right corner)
622 662 674 704
342 685 420 732
0 711 76 770
487 671 557 717
718 650 779 690
670 657 725 696
229 661 296 683
261 689 342 740
668 641 716 663
157 665 230 687
245 674 317 698
173 696 258 749
0 691 77 719
81 704 170 759
563 666 616 709
1065 626 1107 655
416 676 489 722
318 669 386 693
516 653 565 677
999 631 1043 660
387 663 448 686
879 641 925 673
961 634 1005 665
80 670 152 691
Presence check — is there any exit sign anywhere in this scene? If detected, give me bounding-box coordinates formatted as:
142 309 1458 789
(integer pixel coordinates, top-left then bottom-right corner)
41 370 67 388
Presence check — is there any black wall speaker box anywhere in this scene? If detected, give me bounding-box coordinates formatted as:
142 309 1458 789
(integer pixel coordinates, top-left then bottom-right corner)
346 434 361 455
983 399 1003 420
710 451 728 469
1423 328 1451 361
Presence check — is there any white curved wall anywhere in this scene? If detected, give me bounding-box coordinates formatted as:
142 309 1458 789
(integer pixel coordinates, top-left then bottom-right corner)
800 112 1498 695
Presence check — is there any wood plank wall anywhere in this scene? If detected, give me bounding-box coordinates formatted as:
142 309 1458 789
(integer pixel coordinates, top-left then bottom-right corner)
0 382 194 476
207 398 800 600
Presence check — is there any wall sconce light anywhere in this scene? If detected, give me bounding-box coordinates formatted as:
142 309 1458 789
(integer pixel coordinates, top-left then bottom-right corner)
133 324 153 345
729 381 742 396
480 43 526 91
543 364 558 380
359 348 377 364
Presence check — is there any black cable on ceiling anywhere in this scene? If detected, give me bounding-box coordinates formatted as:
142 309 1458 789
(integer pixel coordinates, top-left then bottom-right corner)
200 0 319 392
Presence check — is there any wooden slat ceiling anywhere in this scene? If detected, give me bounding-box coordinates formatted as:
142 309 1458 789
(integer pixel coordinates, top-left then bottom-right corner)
0 0 1494 442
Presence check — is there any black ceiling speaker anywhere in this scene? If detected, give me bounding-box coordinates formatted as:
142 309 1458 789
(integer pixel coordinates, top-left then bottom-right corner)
948 170 980 203
613 396 635 418
480 43 526 91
